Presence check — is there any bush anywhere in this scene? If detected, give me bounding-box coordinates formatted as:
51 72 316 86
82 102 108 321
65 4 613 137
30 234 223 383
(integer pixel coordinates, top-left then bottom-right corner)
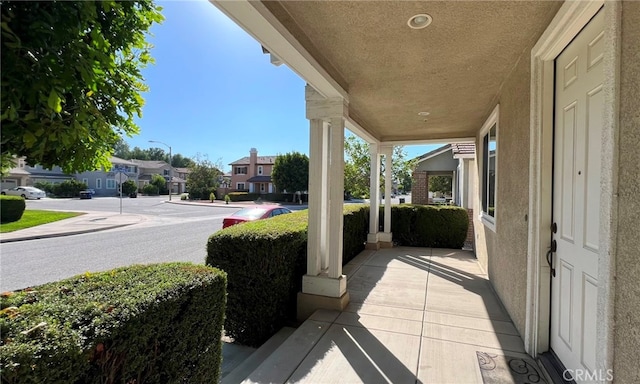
180 193 189 200
121 180 138 195
150 174 168 195
206 211 308 347
188 187 216 200
342 204 369 264
206 205 370 347
224 194 230 204
388 205 469 248
226 192 260 202
33 181 54 194
50 179 88 197
0 195 26 223
142 184 159 196
0 263 227 384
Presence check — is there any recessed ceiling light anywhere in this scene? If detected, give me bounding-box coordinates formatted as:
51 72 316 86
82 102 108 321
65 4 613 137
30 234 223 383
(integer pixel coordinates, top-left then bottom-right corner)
408 14 432 29
418 111 430 116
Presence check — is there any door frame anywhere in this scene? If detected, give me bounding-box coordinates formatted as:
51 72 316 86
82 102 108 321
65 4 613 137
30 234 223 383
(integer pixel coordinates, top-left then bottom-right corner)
525 0 620 374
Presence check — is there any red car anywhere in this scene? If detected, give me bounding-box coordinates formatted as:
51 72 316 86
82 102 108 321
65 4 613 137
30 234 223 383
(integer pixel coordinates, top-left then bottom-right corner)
222 205 292 228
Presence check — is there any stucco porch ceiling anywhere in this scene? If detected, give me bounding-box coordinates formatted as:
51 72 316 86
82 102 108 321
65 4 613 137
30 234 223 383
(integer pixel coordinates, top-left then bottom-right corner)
234 1 562 143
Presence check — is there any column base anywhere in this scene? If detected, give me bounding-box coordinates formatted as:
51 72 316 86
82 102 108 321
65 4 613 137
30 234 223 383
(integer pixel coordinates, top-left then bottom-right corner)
302 274 347 297
365 242 381 250
379 232 393 248
297 291 350 322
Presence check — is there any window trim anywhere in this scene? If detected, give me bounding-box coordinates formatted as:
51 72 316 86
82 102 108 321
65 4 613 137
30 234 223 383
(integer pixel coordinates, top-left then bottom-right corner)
106 179 117 189
96 179 102 189
234 166 247 175
258 165 263 175
479 104 499 232
237 182 245 190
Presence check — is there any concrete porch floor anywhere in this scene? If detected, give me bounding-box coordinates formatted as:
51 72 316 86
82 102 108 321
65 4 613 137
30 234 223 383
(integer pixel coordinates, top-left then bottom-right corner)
230 247 537 383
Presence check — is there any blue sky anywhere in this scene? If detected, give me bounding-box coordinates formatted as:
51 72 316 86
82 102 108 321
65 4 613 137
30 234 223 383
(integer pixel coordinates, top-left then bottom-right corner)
130 0 439 171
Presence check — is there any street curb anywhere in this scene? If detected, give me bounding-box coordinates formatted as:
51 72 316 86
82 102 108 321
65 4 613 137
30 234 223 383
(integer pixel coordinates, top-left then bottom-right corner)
165 200 265 209
0 223 137 244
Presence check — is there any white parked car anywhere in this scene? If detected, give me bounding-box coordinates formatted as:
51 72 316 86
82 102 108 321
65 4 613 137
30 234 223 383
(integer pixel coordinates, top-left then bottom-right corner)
1 186 46 199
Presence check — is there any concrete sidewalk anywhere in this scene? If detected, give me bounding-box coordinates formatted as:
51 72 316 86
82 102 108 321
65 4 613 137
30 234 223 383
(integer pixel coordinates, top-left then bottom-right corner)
230 247 542 384
0 211 147 243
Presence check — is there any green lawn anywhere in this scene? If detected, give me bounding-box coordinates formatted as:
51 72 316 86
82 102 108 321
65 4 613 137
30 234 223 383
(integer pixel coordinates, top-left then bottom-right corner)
0 210 84 233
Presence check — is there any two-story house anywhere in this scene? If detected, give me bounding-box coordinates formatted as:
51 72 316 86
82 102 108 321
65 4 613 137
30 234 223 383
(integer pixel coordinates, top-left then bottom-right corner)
229 148 275 194
75 157 139 197
130 159 187 195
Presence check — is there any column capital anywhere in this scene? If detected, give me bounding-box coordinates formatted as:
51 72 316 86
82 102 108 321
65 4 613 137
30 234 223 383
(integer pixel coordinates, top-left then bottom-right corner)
306 84 348 121
369 142 379 155
380 144 393 156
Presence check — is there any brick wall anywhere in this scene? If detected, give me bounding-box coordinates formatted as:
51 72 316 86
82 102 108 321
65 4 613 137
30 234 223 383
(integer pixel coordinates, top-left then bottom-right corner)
465 208 475 250
412 171 429 205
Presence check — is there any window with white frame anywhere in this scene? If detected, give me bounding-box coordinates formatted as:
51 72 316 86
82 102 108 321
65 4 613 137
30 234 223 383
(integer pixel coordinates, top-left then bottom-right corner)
258 166 263 175
96 179 102 189
480 105 498 230
82 178 88 186
260 183 265 192
234 166 247 175
237 183 245 190
106 179 116 189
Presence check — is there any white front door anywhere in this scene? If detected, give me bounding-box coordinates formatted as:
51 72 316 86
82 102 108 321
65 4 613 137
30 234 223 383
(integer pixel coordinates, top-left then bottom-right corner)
551 9 603 380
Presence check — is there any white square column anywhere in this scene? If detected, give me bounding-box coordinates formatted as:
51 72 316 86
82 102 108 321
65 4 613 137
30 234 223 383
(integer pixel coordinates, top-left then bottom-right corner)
327 116 345 279
306 118 329 276
299 85 349 321
367 143 381 248
380 145 393 247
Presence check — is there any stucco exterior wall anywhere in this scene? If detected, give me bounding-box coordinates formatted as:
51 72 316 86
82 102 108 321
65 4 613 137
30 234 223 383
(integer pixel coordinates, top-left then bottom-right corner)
613 3 640 383
414 151 457 172
473 9 559 335
477 52 531 336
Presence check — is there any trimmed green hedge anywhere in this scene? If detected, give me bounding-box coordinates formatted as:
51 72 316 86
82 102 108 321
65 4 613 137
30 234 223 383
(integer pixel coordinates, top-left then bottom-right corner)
0 263 227 384
343 204 369 264
206 203 468 346
206 211 308 347
226 192 258 202
225 192 309 203
384 205 469 248
0 195 26 223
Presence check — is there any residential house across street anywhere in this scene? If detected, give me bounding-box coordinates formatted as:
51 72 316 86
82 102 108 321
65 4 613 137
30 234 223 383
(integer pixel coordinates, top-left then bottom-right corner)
229 148 276 194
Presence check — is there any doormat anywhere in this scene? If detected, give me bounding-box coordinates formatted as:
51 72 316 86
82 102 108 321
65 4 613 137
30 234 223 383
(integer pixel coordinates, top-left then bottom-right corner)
476 351 548 384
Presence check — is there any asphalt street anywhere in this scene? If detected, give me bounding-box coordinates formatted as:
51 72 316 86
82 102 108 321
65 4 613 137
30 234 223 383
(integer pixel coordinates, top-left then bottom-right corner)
0 195 406 291
0 196 241 291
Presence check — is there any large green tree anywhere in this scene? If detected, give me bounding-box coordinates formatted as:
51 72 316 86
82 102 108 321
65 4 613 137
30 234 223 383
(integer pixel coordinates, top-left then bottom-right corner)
271 152 309 193
429 175 452 196
186 155 222 200
343 135 416 198
1 1 163 175
113 139 195 167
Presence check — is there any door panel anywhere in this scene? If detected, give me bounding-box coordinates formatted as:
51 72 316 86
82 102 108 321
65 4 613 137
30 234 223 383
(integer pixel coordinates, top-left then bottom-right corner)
551 9 603 381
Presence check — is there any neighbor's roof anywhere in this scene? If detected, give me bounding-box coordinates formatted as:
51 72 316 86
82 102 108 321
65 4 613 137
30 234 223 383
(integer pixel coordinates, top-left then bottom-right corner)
110 156 138 166
451 143 476 156
130 159 169 168
174 167 190 173
7 168 31 175
230 156 276 165
246 175 272 183
414 144 451 163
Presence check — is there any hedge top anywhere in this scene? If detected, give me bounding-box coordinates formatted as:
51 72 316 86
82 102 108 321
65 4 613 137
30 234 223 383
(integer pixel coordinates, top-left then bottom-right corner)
0 263 226 352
